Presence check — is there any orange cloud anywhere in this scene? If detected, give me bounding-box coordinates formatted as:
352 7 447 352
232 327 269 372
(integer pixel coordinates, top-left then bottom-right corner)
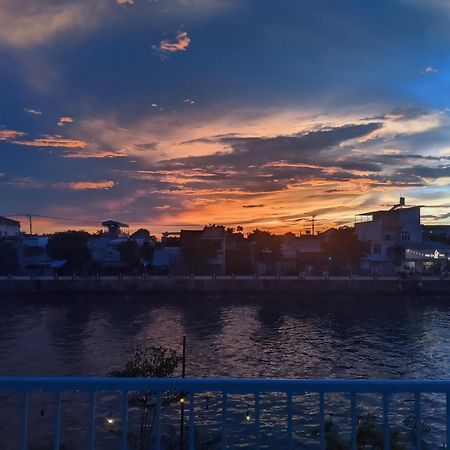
64 180 115 190
57 117 74 127
63 150 126 158
0 130 26 140
14 135 87 148
155 31 191 53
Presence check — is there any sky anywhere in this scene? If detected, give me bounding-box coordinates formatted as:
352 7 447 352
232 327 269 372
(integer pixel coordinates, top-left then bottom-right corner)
2 0 450 235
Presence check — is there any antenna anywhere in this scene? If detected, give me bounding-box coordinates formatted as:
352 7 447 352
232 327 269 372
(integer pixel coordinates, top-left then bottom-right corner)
311 215 316 235
26 214 32 235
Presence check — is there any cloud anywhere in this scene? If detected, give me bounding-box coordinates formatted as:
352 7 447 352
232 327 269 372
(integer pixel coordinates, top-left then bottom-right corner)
116 0 134 4
5 177 115 191
14 135 87 148
0 1 106 48
154 31 191 54
23 108 42 115
62 150 127 159
243 204 264 208
0 130 26 141
424 65 438 73
5 177 45 189
57 117 74 127
159 122 383 171
60 180 115 190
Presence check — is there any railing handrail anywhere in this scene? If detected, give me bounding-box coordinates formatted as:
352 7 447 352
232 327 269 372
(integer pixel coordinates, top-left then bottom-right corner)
2 376 450 393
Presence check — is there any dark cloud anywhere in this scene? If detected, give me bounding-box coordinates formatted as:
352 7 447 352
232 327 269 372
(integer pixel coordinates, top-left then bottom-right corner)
161 122 383 169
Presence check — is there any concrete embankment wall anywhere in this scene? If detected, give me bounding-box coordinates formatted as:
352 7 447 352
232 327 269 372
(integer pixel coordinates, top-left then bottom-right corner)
0 277 449 294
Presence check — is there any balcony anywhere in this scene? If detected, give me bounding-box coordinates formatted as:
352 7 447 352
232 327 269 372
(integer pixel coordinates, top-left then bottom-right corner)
2 377 450 449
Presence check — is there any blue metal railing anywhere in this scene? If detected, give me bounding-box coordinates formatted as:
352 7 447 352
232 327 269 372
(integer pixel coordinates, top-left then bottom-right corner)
2 376 450 449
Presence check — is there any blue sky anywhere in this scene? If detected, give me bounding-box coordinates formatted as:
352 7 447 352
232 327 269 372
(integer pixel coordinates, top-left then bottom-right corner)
1 0 450 234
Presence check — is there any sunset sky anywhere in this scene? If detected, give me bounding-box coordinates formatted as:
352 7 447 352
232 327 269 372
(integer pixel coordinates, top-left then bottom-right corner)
2 0 450 235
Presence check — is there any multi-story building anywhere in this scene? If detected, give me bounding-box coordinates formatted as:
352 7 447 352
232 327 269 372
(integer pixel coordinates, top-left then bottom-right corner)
0 216 20 238
356 197 450 274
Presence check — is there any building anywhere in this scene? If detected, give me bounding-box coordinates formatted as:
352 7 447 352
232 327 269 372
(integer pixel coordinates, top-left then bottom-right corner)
279 229 336 275
178 226 226 275
0 216 20 238
151 247 181 274
89 220 129 271
19 236 54 274
355 197 450 274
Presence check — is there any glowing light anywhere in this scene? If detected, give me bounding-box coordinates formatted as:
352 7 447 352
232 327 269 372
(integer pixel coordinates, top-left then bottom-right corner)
106 411 115 425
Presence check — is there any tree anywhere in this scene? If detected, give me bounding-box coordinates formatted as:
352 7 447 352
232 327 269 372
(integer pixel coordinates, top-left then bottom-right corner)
131 228 151 239
110 345 181 450
0 240 19 275
46 231 91 274
120 239 141 273
247 229 281 272
321 226 369 274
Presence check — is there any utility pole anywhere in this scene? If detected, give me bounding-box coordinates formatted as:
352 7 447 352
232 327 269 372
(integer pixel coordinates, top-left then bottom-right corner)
26 215 32 235
180 336 186 450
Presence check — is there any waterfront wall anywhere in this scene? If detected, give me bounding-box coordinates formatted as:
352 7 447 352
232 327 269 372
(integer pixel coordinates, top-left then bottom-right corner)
0 275 449 294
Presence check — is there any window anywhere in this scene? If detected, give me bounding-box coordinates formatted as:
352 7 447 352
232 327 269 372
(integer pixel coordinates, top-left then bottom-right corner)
373 244 381 255
401 231 410 241
385 234 391 241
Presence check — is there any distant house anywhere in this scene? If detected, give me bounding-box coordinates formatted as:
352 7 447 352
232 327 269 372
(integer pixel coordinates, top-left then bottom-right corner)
179 226 226 275
280 229 336 275
355 197 450 275
89 220 129 271
20 236 53 275
0 216 20 238
151 247 181 274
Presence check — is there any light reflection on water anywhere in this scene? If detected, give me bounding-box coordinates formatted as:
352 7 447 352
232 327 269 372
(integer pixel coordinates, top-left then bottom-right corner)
0 292 450 448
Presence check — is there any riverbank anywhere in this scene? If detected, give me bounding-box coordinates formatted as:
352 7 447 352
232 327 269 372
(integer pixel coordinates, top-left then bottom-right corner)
0 275 449 294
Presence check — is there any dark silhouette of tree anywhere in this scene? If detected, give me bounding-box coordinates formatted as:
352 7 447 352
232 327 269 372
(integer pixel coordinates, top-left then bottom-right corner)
0 240 19 274
120 239 141 273
46 231 91 274
131 228 151 239
321 226 369 274
247 229 281 272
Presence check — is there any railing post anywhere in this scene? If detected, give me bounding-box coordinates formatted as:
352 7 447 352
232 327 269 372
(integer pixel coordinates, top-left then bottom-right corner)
383 393 389 450
189 392 195 450
319 392 325 450
351 392 357 450
155 393 162 450
254 392 260 449
287 392 293 450
415 392 421 450
222 392 227 450
89 391 96 450
121 391 128 450
21 392 29 450
54 392 61 450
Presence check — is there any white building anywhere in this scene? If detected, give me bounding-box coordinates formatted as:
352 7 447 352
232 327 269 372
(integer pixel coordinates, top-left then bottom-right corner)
355 197 450 274
0 216 20 238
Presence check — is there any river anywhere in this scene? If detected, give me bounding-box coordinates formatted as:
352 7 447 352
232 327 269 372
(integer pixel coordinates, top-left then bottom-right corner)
1 292 450 448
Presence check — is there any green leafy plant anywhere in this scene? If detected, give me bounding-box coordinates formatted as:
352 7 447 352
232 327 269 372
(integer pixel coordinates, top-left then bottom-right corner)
109 344 182 450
